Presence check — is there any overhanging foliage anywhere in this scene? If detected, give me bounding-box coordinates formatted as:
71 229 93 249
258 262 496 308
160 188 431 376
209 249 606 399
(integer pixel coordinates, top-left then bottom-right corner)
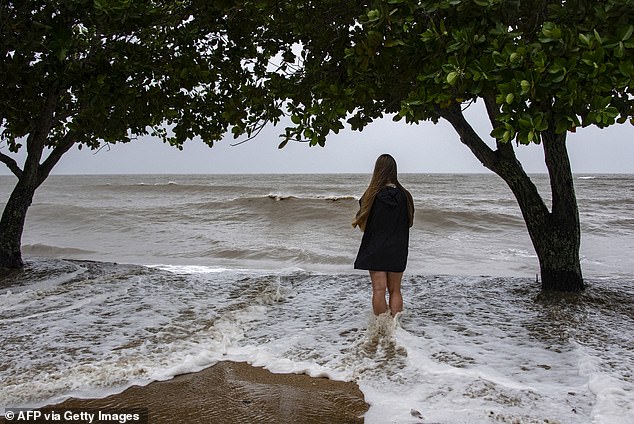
242 0 634 148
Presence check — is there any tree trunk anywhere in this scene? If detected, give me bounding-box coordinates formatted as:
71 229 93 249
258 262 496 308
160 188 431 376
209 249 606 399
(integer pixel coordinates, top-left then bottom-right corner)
497 143 584 292
0 180 37 269
440 104 584 292
537 129 584 291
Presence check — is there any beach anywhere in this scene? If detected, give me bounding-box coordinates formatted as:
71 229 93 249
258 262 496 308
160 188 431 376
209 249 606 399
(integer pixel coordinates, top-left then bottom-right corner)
1 361 367 424
1 174 633 423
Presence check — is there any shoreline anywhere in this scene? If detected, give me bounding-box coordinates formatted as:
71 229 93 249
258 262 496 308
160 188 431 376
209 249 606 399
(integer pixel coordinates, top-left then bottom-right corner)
1 361 368 424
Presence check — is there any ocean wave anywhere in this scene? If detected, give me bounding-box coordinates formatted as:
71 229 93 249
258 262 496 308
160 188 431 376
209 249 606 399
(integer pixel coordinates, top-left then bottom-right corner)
132 181 178 186
93 181 217 195
267 193 296 201
153 193 530 235
265 192 358 202
90 181 360 200
417 207 524 232
193 195 358 213
176 245 353 267
22 244 96 257
582 218 634 235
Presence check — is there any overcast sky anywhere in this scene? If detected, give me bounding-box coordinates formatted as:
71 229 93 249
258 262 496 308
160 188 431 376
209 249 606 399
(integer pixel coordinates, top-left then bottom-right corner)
1 102 633 176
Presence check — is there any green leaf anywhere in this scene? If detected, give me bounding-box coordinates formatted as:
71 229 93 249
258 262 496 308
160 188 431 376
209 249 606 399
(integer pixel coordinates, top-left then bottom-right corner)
579 33 590 46
551 72 565 83
619 24 634 41
385 39 406 47
490 126 507 139
492 51 506 67
518 117 531 129
447 71 459 85
291 115 301 125
621 61 634 77
541 22 562 42
555 118 570 133
535 116 548 131
439 19 447 35
367 9 380 23
278 138 289 149
303 128 314 138
615 42 625 58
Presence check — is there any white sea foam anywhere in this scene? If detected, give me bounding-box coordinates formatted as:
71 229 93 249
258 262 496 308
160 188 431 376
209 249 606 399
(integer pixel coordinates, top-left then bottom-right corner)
147 264 235 274
1 262 633 423
576 342 634 424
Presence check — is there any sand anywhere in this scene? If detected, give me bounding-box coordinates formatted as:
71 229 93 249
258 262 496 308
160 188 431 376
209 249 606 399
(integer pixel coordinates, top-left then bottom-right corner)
2 361 368 424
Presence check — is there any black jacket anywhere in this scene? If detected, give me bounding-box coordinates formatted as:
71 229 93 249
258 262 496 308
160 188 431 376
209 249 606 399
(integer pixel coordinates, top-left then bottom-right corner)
354 186 410 272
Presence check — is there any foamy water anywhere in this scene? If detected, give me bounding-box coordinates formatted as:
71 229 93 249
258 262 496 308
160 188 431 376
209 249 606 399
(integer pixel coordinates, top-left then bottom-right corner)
1 174 633 423
1 259 632 423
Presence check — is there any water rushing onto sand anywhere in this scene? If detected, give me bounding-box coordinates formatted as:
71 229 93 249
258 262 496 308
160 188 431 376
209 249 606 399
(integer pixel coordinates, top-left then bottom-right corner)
1 259 633 423
1 173 633 422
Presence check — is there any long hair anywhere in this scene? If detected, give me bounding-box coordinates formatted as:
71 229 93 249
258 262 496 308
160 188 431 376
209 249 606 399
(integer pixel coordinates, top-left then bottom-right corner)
352 154 414 231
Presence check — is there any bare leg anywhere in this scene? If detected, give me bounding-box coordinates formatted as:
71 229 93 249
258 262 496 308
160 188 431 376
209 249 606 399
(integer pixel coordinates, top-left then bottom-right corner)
386 272 404 315
369 271 388 315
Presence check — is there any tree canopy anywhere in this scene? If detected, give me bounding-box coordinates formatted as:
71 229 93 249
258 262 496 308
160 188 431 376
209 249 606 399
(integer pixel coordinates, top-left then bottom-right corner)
5 0 630 168
241 0 634 148
0 0 276 181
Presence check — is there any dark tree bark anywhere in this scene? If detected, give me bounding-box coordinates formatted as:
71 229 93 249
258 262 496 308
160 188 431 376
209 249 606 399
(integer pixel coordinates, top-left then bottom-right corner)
440 103 584 292
0 84 76 270
538 129 584 291
0 179 37 268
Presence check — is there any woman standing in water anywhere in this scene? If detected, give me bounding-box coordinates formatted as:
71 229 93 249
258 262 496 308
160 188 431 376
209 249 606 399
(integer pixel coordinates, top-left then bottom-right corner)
353 154 415 316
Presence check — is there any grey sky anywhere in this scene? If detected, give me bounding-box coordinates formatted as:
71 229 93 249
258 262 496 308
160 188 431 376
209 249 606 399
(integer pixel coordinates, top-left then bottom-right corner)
1 102 633 175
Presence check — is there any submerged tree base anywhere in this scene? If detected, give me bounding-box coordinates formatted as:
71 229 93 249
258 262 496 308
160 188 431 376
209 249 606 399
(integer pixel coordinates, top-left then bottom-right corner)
0 250 23 271
541 269 585 292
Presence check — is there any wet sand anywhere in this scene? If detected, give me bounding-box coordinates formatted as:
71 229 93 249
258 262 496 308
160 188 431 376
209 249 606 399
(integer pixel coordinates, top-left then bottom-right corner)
2 361 367 424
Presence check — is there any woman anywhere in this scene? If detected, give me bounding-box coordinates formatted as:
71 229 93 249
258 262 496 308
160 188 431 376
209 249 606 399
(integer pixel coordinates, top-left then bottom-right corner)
353 154 414 316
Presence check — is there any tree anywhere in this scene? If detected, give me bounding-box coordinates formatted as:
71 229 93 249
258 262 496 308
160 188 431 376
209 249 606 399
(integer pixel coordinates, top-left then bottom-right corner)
0 0 277 268
234 0 634 291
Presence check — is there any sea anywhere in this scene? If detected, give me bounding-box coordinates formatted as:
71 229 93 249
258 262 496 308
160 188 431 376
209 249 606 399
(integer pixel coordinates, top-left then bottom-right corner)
1 173 633 424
